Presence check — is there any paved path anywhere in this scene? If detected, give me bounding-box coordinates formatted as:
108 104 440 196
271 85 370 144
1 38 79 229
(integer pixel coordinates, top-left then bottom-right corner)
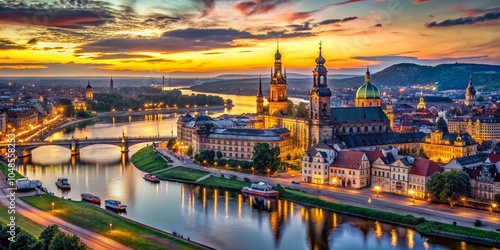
154 145 500 232
0 174 131 250
195 173 213 183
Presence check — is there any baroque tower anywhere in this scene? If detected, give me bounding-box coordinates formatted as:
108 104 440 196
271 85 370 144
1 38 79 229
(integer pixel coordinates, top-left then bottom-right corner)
417 90 426 110
256 75 264 114
268 42 288 115
86 81 93 100
109 76 114 93
308 42 333 146
464 75 476 106
385 96 394 130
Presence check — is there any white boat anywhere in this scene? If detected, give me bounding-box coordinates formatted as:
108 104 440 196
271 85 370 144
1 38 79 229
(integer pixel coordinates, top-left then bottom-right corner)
105 199 127 211
241 182 279 198
15 178 42 191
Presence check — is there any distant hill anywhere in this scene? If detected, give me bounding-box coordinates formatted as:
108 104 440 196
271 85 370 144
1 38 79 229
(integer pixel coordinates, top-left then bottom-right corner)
335 63 500 90
213 73 357 80
191 63 500 95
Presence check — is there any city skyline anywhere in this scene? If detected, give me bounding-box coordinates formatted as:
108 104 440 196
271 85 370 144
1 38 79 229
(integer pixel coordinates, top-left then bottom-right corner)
0 0 499 76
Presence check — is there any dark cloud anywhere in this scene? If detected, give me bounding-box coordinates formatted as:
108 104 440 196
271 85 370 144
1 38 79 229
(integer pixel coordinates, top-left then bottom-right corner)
373 23 382 27
26 38 38 45
90 53 155 60
288 22 313 31
455 6 500 16
426 12 500 28
193 0 216 17
327 0 364 7
234 0 291 16
0 5 114 29
0 39 26 50
353 54 489 64
319 16 358 25
77 28 313 54
285 10 318 22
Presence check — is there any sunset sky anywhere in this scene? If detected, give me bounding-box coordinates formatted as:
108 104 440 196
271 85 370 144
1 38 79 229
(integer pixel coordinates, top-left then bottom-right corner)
0 0 499 77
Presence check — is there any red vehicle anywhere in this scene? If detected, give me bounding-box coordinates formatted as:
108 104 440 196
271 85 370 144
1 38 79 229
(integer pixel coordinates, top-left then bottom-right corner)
81 193 101 203
143 174 160 183
241 182 279 198
55 177 71 189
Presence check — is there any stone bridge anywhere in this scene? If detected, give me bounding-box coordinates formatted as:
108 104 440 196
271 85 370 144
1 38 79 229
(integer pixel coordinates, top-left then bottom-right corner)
0 135 170 157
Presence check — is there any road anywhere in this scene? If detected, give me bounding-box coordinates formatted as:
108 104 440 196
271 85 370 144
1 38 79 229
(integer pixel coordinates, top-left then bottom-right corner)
0 176 131 249
156 145 500 231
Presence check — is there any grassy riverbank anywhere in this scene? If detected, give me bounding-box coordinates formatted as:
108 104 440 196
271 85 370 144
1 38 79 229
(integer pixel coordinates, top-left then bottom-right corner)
198 176 250 190
21 195 202 250
0 204 45 237
0 163 24 179
155 167 209 182
131 146 170 172
275 185 500 245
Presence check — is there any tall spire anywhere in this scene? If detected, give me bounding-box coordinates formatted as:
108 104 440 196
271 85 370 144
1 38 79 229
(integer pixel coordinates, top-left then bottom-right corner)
277 38 279 52
365 66 371 84
257 75 263 97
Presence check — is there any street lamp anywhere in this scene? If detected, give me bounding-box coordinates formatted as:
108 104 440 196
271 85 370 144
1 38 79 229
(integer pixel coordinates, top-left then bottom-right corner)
492 203 498 214
461 197 466 207
267 168 270 177
203 160 207 166
52 202 54 212
109 223 113 231
408 190 415 205
251 167 254 175
375 185 381 198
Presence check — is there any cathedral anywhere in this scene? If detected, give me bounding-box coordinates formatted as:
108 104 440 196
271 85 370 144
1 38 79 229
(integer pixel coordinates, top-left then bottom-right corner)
255 43 390 150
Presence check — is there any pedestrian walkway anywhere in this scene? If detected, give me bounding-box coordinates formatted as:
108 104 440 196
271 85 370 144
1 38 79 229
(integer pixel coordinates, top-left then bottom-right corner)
195 173 213 183
149 165 179 174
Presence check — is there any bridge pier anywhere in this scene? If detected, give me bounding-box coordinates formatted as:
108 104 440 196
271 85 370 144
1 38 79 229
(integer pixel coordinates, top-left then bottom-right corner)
121 135 129 153
16 148 32 158
70 139 80 156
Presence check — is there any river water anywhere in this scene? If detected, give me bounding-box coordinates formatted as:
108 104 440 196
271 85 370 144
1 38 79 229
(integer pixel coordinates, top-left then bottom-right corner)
16 91 495 250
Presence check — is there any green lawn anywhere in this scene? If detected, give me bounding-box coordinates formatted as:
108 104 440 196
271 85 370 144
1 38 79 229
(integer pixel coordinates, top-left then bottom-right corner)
416 221 500 241
131 146 170 173
155 167 209 182
21 195 201 250
0 204 45 237
198 176 250 190
0 163 25 179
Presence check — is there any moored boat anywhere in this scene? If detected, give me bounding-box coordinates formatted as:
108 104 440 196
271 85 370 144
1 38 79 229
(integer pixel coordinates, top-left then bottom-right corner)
55 177 71 189
81 193 101 203
241 182 279 198
105 199 127 211
143 174 160 183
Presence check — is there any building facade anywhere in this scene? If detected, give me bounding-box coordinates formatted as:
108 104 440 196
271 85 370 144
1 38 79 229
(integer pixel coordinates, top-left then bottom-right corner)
328 151 371 189
447 116 500 143
86 81 94 100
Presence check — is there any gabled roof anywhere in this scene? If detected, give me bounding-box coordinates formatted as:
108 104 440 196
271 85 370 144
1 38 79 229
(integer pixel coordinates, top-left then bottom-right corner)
330 107 388 123
364 150 384 163
330 151 366 170
487 154 500 164
456 154 488 166
409 158 443 177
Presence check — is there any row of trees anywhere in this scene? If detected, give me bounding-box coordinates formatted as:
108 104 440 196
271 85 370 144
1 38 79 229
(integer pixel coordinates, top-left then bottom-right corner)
263 101 308 118
427 170 470 208
192 142 282 174
0 224 86 250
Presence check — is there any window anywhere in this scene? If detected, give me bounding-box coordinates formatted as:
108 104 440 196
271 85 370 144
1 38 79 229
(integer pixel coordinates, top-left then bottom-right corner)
353 180 356 185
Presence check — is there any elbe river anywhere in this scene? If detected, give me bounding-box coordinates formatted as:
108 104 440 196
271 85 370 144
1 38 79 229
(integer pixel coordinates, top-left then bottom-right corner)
17 90 494 250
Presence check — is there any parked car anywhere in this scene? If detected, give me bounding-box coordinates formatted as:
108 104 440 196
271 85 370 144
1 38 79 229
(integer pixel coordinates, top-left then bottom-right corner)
291 180 300 184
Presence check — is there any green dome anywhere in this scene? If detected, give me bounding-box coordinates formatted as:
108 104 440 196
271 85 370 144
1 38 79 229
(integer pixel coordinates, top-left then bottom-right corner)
356 83 380 99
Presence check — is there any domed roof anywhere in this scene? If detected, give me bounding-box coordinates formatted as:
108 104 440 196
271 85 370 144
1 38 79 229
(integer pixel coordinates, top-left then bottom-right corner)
435 117 448 133
355 67 380 99
86 81 92 89
275 50 281 59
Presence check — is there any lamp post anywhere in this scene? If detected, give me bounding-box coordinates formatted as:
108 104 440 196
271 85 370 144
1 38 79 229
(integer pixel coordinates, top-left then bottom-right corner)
375 185 380 198
368 198 372 208
251 167 254 175
492 203 497 214
52 202 54 212
109 223 113 231
408 190 415 205
203 160 207 166
461 197 466 207
267 168 270 178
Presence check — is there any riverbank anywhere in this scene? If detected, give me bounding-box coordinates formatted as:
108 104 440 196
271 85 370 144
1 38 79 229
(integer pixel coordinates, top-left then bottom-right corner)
20 195 211 250
41 117 98 140
131 145 500 248
0 163 24 179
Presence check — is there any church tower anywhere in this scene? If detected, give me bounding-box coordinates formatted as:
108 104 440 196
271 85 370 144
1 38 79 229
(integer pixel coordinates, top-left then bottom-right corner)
268 42 288 116
308 42 333 146
464 75 476 106
355 67 381 107
86 81 93 101
109 76 114 93
417 90 426 110
385 96 394 130
256 75 264 114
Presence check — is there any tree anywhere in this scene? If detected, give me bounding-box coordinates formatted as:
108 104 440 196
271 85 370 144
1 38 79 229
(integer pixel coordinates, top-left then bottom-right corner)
186 146 193 157
39 225 60 250
477 96 484 102
8 230 38 250
294 102 309 118
495 193 500 204
48 232 87 250
216 151 223 159
252 143 281 173
166 138 176 150
427 170 470 208
63 105 75 117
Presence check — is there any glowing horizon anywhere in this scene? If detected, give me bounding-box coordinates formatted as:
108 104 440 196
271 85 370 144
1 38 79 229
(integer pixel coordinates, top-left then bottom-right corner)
0 0 498 77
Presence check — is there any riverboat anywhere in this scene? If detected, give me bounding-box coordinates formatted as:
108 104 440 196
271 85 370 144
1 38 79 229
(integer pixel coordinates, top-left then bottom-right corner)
241 182 279 198
143 174 160 183
81 193 101 203
105 199 127 211
55 177 71 189
15 178 42 191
